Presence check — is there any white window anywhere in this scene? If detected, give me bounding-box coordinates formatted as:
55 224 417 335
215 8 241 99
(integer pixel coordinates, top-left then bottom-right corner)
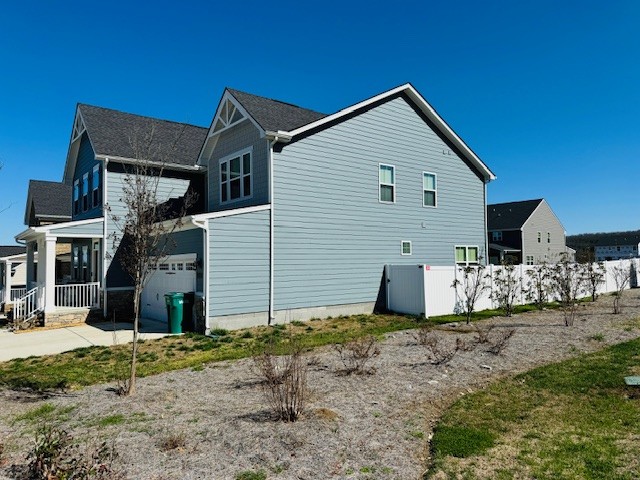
455 246 479 265
379 164 395 203
491 231 502 242
82 173 89 211
92 165 100 207
401 240 412 255
186 262 197 271
73 180 80 214
547 232 551 244
537 232 541 243
526 255 534 265
159 263 169 271
422 172 437 207
220 148 252 204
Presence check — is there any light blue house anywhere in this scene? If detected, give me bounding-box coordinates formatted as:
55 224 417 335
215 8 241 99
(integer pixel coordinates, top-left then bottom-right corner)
14 83 495 330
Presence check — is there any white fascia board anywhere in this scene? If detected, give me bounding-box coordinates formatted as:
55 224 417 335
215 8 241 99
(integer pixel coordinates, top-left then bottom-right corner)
62 106 90 185
0 253 28 262
95 154 205 172
286 83 496 182
32 217 104 233
191 204 271 222
197 90 266 166
15 228 36 242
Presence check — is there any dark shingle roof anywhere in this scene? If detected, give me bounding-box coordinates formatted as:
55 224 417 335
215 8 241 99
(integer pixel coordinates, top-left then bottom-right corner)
28 180 72 219
0 245 26 258
227 88 327 132
487 199 543 230
78 104 208 166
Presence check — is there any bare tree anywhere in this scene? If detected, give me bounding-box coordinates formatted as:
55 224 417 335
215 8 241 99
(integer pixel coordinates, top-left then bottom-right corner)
550 254 585 326
525 262 551 310
491 262 520 317
582 261 606 302
108 124 195 396
611 261 631 314
451 261 489 324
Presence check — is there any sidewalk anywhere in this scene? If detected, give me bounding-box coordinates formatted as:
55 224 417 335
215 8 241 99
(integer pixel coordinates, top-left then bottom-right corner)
0 319 170 362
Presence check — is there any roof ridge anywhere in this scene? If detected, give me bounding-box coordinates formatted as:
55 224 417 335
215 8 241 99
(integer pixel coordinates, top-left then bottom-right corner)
488 199 543 207
78 103 208 130
226 88 327 116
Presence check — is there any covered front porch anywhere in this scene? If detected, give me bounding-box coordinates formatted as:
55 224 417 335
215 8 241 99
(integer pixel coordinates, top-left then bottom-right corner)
14 218 105 324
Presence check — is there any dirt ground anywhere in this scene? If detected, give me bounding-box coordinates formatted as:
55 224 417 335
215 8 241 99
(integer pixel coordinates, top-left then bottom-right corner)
1 291 640 480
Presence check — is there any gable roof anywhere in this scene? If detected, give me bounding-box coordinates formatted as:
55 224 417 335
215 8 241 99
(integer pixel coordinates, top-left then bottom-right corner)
78 104 208 167
227 89 327 132
24 180 72 225
0 245 26 259
487 199 544 230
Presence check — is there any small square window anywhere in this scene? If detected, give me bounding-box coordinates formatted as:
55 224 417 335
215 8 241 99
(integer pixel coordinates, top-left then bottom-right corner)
491 231 502 242
526 255 534 265
401 241 412 255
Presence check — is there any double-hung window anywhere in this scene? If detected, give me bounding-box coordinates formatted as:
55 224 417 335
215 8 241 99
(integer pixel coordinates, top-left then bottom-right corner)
220 148 252 204
82 173 89 211
379 164 395 203
92 165 100 207
73 180 80 214
547 232 551 244
455 246 479 266
422 172 437 207
401 240 412 255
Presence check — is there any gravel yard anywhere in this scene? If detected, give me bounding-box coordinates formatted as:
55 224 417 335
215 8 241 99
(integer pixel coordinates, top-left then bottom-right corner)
2 290 640 480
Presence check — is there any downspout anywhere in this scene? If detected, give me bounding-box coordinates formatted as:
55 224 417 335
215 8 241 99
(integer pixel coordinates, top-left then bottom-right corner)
484 180 488 264
264 131 292 325
191 217 210 332
102 157 109 318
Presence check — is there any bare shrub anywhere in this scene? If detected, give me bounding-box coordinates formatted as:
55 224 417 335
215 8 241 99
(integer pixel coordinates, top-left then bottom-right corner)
491 263 520 317
550 254 585 326
413 323 435 346
525 262 551 310
27 424 124 480
451 262 490 324
421 332 462 366
582 261 606 302
334 335 380 375
253 342 307 422
474 324 495 344
486 329 516 355
158 432 187 452
612 261 632 314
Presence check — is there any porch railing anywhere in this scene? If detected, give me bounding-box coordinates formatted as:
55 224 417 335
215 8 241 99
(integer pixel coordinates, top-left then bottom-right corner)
13 285 44 322
10 288 27 301
55 282 100 309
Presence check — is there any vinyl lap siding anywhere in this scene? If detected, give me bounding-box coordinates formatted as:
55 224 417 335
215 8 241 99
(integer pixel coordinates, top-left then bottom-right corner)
522 201 566 263
207 120 269 212
208 209 269 316
72 133 102 221
273 96 486 310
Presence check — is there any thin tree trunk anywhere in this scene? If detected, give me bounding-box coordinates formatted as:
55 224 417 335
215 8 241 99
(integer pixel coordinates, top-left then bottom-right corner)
127 281 142 396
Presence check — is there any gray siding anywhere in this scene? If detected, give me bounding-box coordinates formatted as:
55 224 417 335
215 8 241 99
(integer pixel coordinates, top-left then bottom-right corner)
522 200 566 263
207 120 269 212
208 209 270 317
105 170 191 287
273 96 486 310
50 220 104 237
72 133 103 221
165 228 204 292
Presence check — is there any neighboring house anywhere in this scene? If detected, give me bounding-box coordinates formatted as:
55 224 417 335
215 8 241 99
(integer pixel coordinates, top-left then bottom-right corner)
15 83 495 330
15 104 207 325
0 245 37 308
487 198 568 265
567 230 640 262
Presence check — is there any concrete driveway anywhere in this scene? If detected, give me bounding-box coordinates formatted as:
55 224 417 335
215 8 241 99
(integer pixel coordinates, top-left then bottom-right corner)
0 319 170 362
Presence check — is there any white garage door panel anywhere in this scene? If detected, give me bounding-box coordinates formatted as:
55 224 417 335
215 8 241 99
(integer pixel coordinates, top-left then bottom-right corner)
141 255 197 322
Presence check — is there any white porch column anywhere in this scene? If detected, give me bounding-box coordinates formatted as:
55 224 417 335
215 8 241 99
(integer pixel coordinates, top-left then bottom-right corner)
26 242 35 288
44 236 57 313
3 261 10 305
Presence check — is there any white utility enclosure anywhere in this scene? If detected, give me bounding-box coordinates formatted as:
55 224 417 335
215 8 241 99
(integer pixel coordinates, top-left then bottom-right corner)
141 254 197 322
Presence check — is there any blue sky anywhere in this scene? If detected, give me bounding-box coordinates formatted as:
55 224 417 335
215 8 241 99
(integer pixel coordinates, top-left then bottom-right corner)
1 0 638 245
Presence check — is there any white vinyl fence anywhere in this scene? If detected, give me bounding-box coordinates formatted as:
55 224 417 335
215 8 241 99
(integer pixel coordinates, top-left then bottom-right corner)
386 259 639 318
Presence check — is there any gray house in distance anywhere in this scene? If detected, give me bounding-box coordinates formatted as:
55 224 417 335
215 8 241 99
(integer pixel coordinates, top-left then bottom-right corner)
487 198 568 265
14 83 495 330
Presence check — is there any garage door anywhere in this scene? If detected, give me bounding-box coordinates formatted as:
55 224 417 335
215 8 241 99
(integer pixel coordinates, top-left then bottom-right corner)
141 254 197 322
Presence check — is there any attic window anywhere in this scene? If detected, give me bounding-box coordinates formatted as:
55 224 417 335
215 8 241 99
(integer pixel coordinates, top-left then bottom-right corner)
212 99 245 134
220 148 252 204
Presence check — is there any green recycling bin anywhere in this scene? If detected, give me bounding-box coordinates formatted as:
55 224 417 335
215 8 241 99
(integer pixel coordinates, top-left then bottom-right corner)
164 292 184 334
